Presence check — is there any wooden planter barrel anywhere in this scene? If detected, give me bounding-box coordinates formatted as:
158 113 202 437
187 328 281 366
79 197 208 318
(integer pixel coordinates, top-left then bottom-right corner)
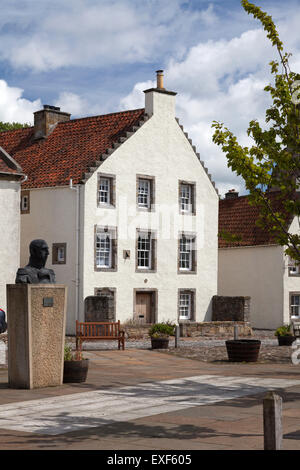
225 339 261 362
151 337 169 349
277 335 296 346
63 359 89 383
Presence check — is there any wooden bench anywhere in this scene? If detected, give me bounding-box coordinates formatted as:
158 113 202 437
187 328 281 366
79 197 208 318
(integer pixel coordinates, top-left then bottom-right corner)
76 320 125 351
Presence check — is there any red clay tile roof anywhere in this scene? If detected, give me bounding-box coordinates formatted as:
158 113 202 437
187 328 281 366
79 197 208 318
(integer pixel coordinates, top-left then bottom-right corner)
0 146 23 177
0 109 145 188
219 192 293 248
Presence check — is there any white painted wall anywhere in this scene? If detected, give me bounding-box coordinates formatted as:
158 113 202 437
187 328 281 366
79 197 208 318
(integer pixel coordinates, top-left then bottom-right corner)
283 217 300 324
0 178 21 313
218 244 284 329
20 186 77 333
81 89 218 325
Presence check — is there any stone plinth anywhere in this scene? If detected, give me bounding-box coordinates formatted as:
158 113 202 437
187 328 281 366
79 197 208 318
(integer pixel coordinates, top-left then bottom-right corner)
7 284 67 389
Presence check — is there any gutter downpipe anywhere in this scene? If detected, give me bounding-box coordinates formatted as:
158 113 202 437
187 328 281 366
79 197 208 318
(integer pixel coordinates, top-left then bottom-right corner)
69 178 80 325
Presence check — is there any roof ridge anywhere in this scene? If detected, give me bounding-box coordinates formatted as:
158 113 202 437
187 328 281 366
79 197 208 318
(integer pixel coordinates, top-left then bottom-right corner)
57 107 145 126
220 190 283 202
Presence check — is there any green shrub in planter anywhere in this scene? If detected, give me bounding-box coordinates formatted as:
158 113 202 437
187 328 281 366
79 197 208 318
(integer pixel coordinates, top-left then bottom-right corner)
149 322 175 350
148 322 175 338
274 324 293 337
275 324 296 346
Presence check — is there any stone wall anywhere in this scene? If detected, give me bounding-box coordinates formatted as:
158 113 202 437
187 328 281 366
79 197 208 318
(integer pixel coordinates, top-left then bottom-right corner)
212 296 250 322
179 321 252 338
122 321 252 339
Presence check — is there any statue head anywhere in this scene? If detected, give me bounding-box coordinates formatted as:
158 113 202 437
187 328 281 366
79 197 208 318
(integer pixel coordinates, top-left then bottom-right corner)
29 239 49 269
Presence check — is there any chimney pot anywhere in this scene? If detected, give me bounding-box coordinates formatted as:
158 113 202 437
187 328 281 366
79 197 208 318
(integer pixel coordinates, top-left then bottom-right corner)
156 70 164 90
225 189 239 199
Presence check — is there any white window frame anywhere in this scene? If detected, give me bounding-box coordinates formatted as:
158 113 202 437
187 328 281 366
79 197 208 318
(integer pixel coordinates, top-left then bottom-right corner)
288 256 300 275
291 294 300 318
96 231 112 268
179 235 193 271
137 232 152 269
179 292 192 320
98 177 111 205
180 183 192 213
138 179 151 209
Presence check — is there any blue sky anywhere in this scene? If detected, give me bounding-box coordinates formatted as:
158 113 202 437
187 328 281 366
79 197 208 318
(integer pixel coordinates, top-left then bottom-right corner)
0 0 299 195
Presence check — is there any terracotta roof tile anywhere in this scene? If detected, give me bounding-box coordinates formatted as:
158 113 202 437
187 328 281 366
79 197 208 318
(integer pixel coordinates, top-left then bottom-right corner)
0 109 145 188
219 192 293 248
0 146 23 177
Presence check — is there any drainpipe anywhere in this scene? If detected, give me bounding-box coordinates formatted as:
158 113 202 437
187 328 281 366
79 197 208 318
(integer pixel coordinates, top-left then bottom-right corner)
69 178 80 324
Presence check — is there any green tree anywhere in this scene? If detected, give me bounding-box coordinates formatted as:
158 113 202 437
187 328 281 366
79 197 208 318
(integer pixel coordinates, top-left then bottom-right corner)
0 121 30 132
212 0 300 262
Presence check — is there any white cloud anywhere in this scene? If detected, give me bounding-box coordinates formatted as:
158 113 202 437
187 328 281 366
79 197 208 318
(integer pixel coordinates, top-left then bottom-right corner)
0 80 41 124
0 0 217 72
54 92 89 117
119 24 283 196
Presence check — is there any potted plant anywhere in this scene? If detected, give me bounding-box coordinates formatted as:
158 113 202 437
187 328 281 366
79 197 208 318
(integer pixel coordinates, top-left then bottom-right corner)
149 322 175 349
275 324 296 346
63 344 89 383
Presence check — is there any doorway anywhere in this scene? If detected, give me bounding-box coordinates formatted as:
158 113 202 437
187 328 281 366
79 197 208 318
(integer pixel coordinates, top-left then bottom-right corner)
134 290 157 324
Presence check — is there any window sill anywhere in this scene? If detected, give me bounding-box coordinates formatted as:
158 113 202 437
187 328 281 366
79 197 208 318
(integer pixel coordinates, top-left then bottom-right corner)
178 269 197 275
136 268 156 273
179 210 196 216
94 267 117 272
97 203 115 210
137 206 155 212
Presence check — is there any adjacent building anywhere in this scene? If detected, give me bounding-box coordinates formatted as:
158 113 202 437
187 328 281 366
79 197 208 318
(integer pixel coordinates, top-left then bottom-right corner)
0 71 219 334
218 189 300 329
0 147 24 312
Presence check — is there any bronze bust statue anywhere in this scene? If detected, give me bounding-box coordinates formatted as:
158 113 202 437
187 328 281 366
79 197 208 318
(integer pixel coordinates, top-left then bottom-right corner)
16 239 56 284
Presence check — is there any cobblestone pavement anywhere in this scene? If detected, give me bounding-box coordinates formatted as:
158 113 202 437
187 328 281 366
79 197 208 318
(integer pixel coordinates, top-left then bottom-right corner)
61 329 298 364
1 329 295 366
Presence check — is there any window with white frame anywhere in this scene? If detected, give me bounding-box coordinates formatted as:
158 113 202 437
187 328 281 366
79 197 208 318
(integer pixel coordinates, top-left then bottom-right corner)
179 182 195 214
98 177 110 205
291 294 300 318
96 231 112 268
288 256 300 276
179 235 194 271
180 184 192 212
137 232 152 269
179 292 192 320
138 178 151 209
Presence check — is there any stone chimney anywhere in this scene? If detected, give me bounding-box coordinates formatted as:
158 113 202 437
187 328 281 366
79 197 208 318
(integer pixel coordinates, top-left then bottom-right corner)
225 189 239 199
34 105 71 139
144 70 177 117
